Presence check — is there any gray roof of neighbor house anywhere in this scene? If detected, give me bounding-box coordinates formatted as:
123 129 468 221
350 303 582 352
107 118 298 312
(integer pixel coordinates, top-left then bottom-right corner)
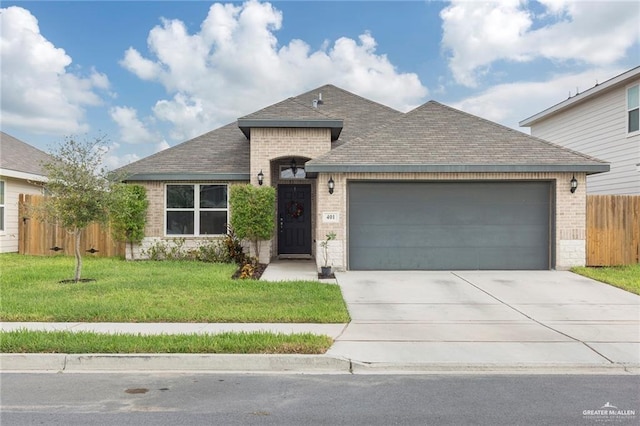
306 101 610 174
0 131 52 179
520 65 640 127
117 84 402 180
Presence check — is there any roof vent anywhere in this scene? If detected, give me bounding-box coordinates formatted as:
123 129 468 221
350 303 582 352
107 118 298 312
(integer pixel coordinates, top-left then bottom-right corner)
312 93 324 108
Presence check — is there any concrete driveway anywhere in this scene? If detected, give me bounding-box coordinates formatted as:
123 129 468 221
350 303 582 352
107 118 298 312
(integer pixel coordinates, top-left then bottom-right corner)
328 271 640 371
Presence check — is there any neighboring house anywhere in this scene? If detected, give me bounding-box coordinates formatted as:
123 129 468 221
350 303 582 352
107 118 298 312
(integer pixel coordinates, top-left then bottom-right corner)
520 66 640 195
117 84 608 271
0 132 51 253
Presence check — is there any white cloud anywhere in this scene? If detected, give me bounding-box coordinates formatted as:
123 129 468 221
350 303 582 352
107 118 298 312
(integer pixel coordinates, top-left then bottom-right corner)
109 106 156 144
104 151 141 171
441 0 640 87
120 0 427 141
0 6 110 134
450 66 626 131
155 140 170 152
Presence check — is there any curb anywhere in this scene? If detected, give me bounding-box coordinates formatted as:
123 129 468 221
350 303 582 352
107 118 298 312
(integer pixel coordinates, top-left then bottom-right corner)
0 353 351 373
349 361 640 375
2 354 638 375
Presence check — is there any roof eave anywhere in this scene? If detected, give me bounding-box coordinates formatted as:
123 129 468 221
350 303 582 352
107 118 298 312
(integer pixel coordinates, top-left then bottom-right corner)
123 173 250 182
305 164 610 175
0 168 48 182
237 118 344 141
520 66 640 127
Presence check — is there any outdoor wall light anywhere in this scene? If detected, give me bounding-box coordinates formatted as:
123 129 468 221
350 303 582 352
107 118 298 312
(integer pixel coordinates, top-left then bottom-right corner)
257 170 264 186
328 177 335 194
290 158 298 176
570 175 578 193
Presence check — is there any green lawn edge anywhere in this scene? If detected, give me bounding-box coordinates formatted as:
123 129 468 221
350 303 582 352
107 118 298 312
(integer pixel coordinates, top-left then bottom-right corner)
0 330 333 354
0 254 350 323
571 264 640 295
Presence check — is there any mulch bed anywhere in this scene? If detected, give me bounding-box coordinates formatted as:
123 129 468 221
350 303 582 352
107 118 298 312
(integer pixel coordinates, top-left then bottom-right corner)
318 273 336 279
232 263 268 280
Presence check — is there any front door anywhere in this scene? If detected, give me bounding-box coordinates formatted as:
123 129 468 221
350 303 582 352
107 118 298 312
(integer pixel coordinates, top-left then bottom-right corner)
278 184 312 255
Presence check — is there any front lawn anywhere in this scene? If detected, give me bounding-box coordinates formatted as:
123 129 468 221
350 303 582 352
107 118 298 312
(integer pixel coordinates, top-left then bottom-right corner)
0 254 350 323
572 264 640 295
0 330 332 354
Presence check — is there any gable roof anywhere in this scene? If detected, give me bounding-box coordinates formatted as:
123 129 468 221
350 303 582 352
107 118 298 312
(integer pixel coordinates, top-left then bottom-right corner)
520 66 640 127
294 84 403 145
117 84 401 180
306 101 609 174
118 83 609 181
237 97 343 140
118 122 250 181
0 131 52 180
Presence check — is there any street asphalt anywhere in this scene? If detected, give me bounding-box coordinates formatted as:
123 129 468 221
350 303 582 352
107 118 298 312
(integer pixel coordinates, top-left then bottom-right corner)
2 261 639 374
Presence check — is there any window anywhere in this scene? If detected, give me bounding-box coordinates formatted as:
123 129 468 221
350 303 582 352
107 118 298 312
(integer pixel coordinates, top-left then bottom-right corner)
166 184 227 235
0 181 4 232
280 165 306 179
628 84 639 133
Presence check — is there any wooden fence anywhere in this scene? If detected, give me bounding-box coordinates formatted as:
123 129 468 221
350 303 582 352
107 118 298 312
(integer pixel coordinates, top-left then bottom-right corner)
18 194 125 257
17 194 639 265
586 195 640 266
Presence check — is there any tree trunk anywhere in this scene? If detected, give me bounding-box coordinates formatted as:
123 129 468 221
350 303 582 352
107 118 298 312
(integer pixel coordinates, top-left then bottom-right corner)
74 230 82 282
129 239 135 260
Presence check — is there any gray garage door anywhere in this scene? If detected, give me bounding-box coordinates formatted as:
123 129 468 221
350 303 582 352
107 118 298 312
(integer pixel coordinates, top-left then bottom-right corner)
348 181 551 270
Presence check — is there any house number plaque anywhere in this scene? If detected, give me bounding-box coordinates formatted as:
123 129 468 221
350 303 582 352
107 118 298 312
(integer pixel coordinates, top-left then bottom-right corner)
322 212 340 223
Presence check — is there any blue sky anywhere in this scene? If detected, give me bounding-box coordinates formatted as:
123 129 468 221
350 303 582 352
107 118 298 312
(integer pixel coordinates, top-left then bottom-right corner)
1 0 639 170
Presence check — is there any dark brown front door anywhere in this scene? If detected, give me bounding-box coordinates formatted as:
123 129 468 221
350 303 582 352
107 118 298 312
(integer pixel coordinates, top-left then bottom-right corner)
278 184 312 255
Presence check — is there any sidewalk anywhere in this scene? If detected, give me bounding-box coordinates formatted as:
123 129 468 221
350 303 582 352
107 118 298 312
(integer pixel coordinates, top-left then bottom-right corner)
0 322 346 337
2 263 639 375
1 260 351 374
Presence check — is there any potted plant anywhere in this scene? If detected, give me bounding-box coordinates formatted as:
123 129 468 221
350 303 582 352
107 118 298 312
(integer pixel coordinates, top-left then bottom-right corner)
319 232 336 277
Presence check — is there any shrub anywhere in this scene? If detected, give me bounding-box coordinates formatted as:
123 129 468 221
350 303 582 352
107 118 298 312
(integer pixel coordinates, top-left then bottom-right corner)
224 225 245 265
195 239 231 263
229 185 275 260
143 238 187 261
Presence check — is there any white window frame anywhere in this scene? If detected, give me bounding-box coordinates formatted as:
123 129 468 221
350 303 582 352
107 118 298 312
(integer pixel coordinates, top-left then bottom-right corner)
165 183 228 236
627 83 639 136
0 180 5 232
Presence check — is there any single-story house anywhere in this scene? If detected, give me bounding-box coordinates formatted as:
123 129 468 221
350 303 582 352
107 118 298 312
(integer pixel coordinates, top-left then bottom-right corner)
117 84 609 271
0 132 50 253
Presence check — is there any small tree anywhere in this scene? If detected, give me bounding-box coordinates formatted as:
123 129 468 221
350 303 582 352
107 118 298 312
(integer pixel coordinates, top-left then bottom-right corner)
109 183 148 260
229 185 276 261
40 135 112 282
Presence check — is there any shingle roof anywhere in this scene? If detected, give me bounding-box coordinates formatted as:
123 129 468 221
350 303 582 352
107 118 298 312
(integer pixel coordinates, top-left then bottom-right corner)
293 84 403 145
241 97 336 120
0 131 52 178
306 101 609 174
117 85 609 180
117 122 250 180
117 84 401 180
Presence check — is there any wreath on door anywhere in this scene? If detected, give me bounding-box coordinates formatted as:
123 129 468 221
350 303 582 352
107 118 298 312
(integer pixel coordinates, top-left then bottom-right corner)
286 200 304 219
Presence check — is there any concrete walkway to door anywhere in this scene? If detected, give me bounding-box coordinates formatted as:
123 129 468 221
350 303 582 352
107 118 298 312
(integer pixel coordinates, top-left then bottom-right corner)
328 271 640 372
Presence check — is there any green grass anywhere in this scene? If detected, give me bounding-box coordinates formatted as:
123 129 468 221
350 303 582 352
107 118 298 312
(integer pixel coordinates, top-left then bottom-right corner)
0 330 333 354
0 254 350 323
572 264 640 295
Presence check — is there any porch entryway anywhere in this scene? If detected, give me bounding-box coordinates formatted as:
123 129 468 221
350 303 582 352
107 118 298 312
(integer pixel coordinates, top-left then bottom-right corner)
277 184 312 256
259 259 321 281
